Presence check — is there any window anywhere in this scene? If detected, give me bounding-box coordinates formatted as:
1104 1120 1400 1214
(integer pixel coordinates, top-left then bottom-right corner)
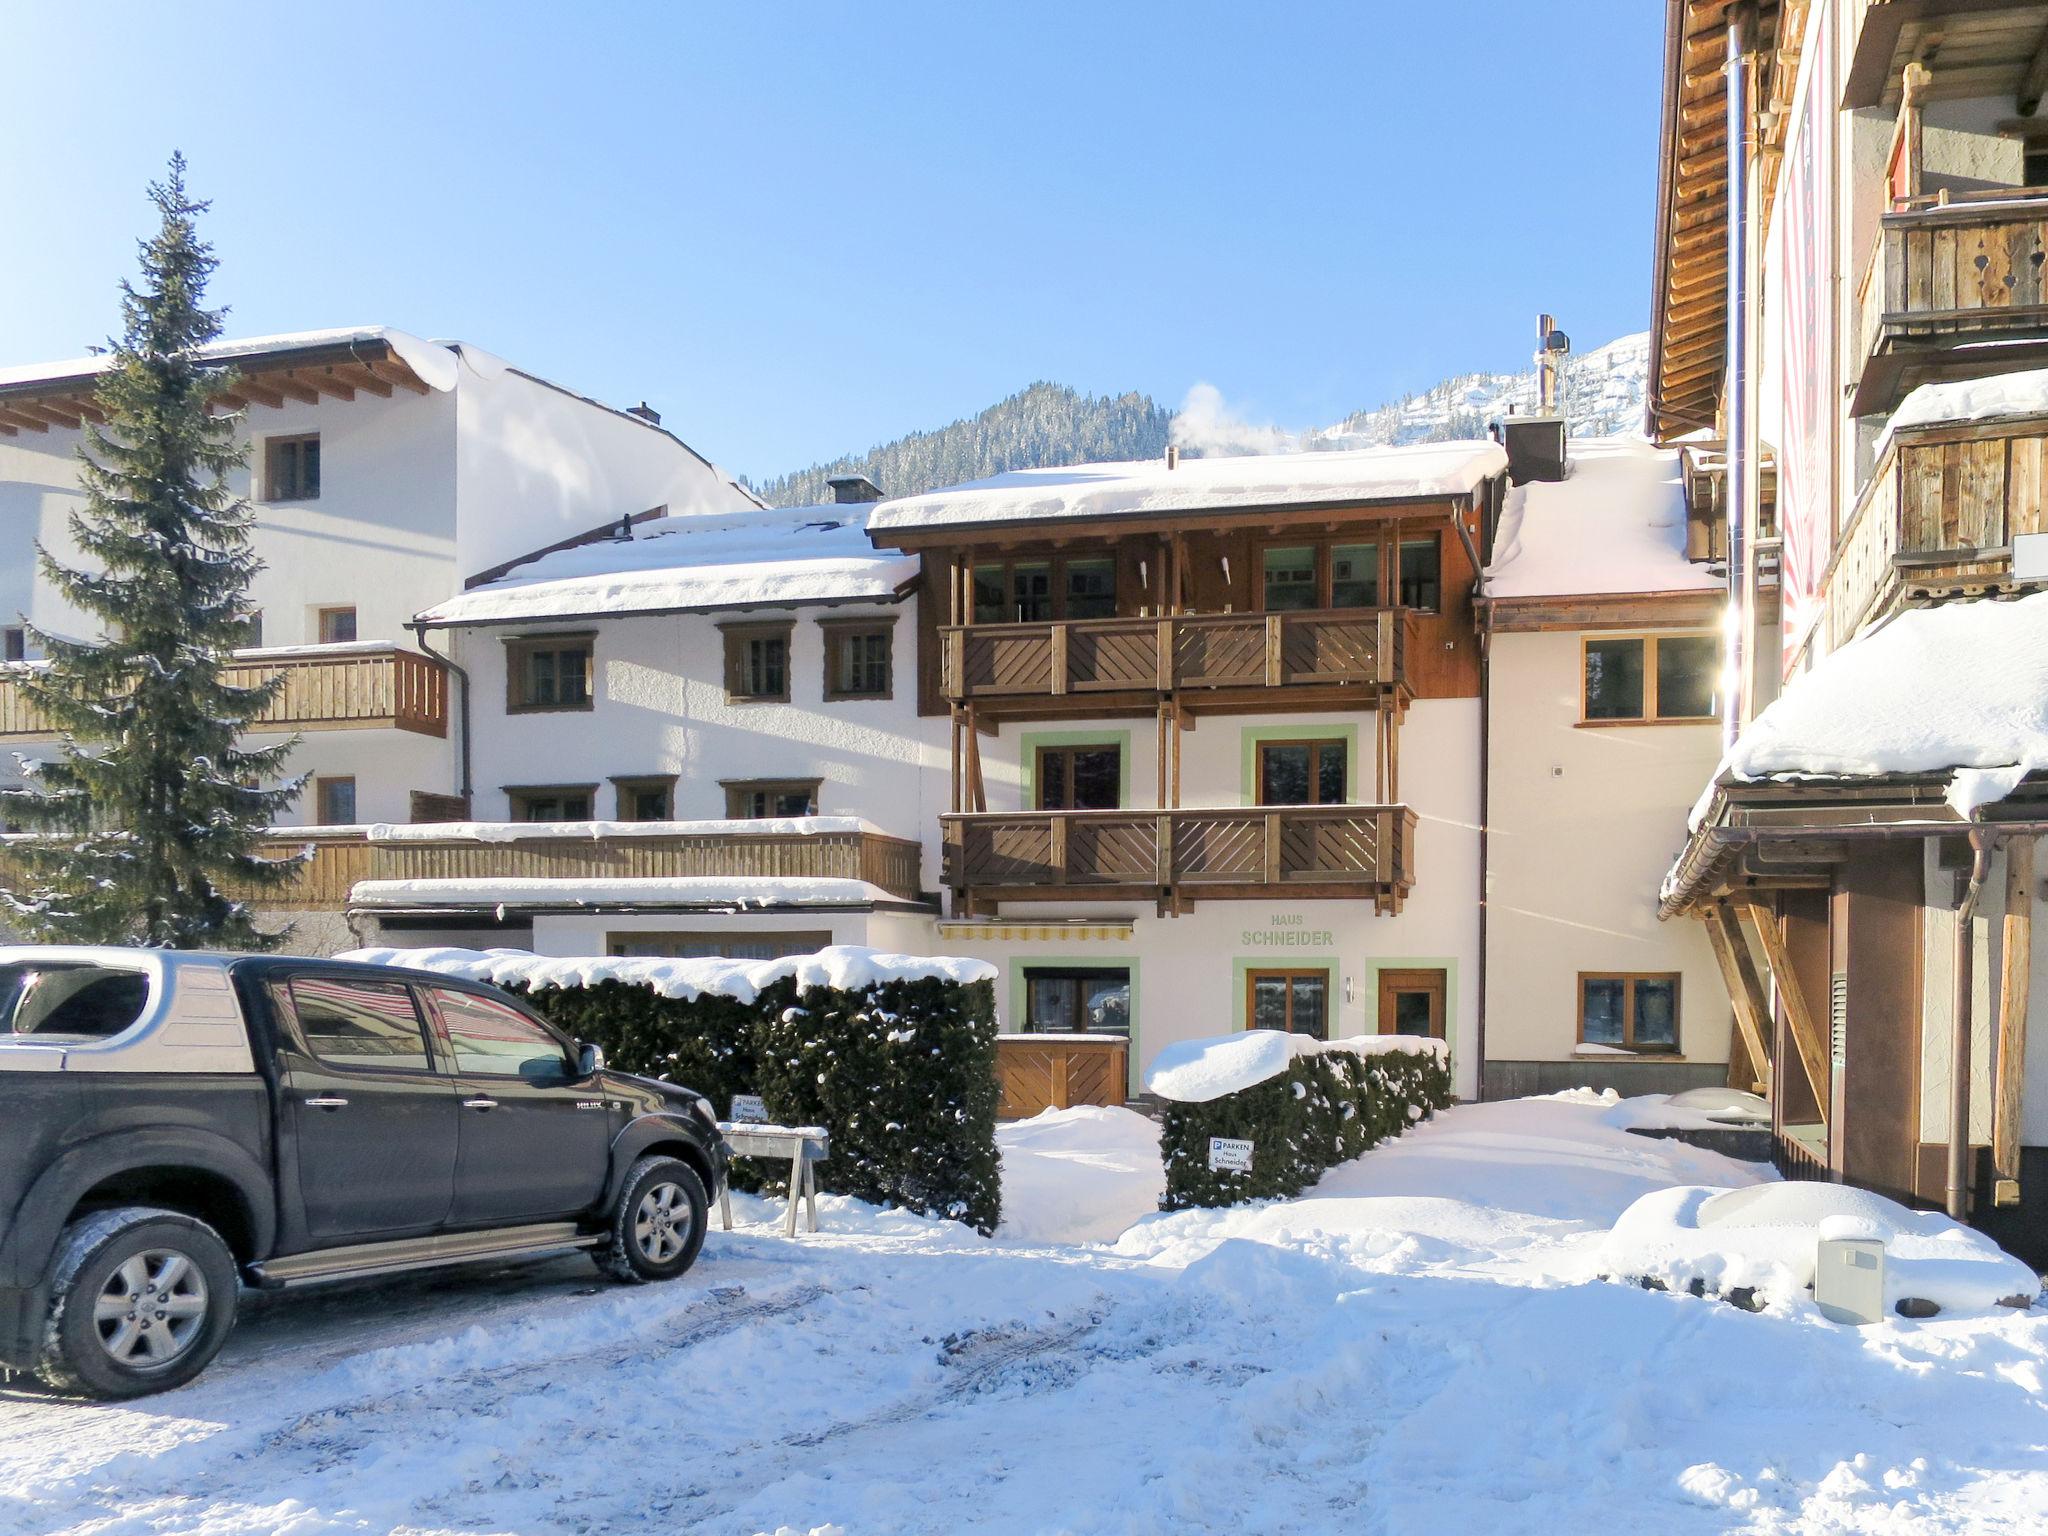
721 621 791 702
0 962 150 1040
1035 743 1122 810
242 611 264 649
507 784 596 821
822 619 895 700
1582 634 1719 723
288 976 430 1070
264 434 321 502
506 634 594 713
1064 558 1117 620
430 988 573 1082
1262 546 1319 612
1247 969 1328 1040
1022 967 1131 1035
315 775 357 824
1330 544 1380 608
1578 973 1681 1053
1377 968 1446 1039
2 627 24 663
1256 738 1346 805
723 778 819 819
1398 536 1441 612
607 930 831 960
611 775 675 821
317 606 357 644
971 555 1119 623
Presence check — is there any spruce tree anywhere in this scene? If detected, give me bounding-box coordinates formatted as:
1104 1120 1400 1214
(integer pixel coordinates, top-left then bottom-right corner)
0 153 302 948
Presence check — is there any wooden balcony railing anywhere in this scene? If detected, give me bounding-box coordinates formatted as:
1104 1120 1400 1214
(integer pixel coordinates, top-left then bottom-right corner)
942 804 1415 911
1819 412 2048 651
0 644 449 742
942 608 1407 707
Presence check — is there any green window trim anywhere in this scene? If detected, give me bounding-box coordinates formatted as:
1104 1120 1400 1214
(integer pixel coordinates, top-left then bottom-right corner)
1006 955 1142 1096
1237 723 1358 806
1018 728 1134 809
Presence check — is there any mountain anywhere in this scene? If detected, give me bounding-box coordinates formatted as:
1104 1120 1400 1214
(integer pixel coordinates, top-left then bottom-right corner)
754 332 1649 505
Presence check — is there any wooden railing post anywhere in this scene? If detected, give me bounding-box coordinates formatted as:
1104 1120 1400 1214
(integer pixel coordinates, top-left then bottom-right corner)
1995 836 2034 1205
1156 618 1174 690
1264 615 1284 686
1048 815 1068 881
945 629 965 697
1048 624 1069 696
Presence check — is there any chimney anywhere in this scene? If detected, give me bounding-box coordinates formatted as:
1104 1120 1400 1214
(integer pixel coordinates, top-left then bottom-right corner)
1165 444 1180 470
625 401 661 425
826 473 884 505
1501 314 1571 484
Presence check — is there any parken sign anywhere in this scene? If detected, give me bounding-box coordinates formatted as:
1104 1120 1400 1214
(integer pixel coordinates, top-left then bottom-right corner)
1208 1137 1254 1173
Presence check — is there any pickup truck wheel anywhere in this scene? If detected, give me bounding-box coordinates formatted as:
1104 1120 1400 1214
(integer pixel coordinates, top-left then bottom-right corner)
37 1208 239 1400
595 1156 707 1284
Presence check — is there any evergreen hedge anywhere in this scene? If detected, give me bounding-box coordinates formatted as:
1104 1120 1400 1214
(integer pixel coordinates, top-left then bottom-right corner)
506 970 1002 1233
1158 1041 1451 1210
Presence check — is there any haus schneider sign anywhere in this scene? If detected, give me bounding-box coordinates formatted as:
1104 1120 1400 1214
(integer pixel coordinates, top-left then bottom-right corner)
1240 913 1333 949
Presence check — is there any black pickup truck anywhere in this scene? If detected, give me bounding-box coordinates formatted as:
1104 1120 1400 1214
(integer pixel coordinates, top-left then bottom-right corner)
0 946 728 1398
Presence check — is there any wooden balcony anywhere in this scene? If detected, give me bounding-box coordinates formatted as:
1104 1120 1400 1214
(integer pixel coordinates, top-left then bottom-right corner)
1818 411 2048 652
941 608 1407 717
942 804 1415 913
0 644 449 742
1854 190 2048 414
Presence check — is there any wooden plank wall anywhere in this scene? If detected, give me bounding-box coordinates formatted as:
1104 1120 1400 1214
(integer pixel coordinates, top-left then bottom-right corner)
997 1036 1129 1118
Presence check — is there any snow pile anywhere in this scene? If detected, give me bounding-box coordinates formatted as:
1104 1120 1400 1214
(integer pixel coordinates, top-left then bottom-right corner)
867 440 1506 534
996 1107 1165 1244
1484 437 1722 598
346 876 905 910
357 815 884 843
1602 1088 1770 1134
1603 1181 2039 1313
341 943 995 1005
418 503 917 625
1706 590 2048 820
1879 365 2048 453
1143 1028 1445 1103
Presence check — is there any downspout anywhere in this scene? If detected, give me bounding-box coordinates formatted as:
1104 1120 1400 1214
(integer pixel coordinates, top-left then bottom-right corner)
1946 825 1996 1222
409 622 472 811
1722 5 1755 751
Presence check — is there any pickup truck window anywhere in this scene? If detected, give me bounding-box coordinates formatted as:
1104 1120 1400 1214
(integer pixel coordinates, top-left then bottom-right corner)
289 976 432 1070
0 963 150 1040
431 989 572 1083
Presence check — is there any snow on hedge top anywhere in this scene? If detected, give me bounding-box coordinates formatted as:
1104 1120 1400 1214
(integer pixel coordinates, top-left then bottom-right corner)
1879 365 2048 454
1144 1028 1446 1103
418 503 918 625
0 326 459 393
1708 591 2048 819
340 943 996 1005
1484 438 1722 599
866 441 1506 536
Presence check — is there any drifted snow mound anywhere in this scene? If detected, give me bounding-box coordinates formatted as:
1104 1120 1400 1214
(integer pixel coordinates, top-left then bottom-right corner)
1144 1028 1446 1103
1603 1182 2039 1314
1602 1088 1770 1134
996 1106 1165 1245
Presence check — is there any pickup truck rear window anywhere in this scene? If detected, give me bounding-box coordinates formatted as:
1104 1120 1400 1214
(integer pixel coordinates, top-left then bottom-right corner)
289 976 432 1071
0 963 152 1040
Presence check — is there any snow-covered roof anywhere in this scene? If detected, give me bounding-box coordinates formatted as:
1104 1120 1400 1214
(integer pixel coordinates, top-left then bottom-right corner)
1878 365 2048 455
865 441 1507 538
417 504 920 627
347 875 917 911
1484 438 1722 600
0 326 460 394
1709 591 2048 819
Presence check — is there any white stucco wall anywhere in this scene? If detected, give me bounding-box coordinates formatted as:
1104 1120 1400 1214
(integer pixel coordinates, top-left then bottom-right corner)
1483 630 1727 1067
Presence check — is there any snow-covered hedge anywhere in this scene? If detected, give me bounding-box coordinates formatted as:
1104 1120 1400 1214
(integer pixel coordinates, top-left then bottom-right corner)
1148 1031 1451 1210
345 946 1003 1233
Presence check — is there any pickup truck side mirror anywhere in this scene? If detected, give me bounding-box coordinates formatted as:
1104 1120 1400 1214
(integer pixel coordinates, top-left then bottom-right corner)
576 1042 605 1077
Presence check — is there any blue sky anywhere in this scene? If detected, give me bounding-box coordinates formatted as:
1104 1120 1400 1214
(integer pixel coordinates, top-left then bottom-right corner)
0 2 1662 479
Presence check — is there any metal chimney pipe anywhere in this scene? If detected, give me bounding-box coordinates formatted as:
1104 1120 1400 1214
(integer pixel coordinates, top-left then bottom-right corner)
1536 314 1557 414
1165 444 1180 470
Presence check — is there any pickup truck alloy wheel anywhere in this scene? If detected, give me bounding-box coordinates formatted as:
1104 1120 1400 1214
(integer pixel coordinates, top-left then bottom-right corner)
596 1155 708 1283
634 1181 691 1264
93 1250 211 1368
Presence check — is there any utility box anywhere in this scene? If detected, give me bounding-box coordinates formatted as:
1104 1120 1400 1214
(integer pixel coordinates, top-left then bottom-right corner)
1813 1235 1887 1325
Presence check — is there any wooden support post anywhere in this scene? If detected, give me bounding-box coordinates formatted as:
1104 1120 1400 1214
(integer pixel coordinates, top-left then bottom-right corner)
1702 904 1772 1094
1263 812 1283 885
1737 899 1829 1117
1156 534 1170 617
1374 709 1387 803
1170 533 1187 614
1387 703 1401 806
1264 615 1283 687
949 707 963 815
1155 701 1169 809
1995 836 2033 1205
1156 618 1174 690
1170 700 1184 810
964 703 987 813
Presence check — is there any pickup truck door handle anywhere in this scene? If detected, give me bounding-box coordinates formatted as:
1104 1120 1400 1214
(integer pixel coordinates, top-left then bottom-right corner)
462 1096 499 1112
304 1096 349 1110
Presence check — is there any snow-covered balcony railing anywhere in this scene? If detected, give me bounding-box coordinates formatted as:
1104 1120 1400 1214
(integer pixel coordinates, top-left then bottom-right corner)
1853 186 2048 415
0 643 449 742
240 817 927 911
942 803 1415 914
1816 395 2048 653
941 607 1409 715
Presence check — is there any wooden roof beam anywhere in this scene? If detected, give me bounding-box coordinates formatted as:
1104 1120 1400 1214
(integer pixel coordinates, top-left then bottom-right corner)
330 363 393 398
2019 19 2048 115
363 358 430 395
0 409 50 433
269 373 321 405
308 368 357 401
231 377 287 410
7 400 82 429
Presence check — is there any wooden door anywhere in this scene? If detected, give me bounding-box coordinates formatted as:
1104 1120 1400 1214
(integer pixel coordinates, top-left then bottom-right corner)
1377 968 1446 1039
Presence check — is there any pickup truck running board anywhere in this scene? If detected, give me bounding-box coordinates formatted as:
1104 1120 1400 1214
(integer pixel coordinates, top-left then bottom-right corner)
248 1222 601 1288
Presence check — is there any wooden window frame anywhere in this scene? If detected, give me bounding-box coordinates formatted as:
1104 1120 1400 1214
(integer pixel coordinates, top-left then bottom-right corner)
504 632 595 714
1576 971 1683 1054
819 615 898 701
720 777 821 819
1578 632 1719 727
1254 737 1349 806
1245 967 1332 1037
609 773 677 821
314 774 358 825
720 619 794 703
2 626 25 663
606 929 832 959
1249 526 1437 613
970 552 1122 624
1020 965 1133 1035
505 782 599 822
1376 967 1447 1039
263 432 321 503
1034 741 1124 811
1396 531 1443 614
316 605 358 645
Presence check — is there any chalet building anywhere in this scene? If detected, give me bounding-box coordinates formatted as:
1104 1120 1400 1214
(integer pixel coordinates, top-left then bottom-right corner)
1649 0 2048 1265
0 327 757 944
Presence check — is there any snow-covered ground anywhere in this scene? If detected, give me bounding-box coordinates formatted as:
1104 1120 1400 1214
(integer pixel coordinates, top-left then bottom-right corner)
3 1096 2044 1535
